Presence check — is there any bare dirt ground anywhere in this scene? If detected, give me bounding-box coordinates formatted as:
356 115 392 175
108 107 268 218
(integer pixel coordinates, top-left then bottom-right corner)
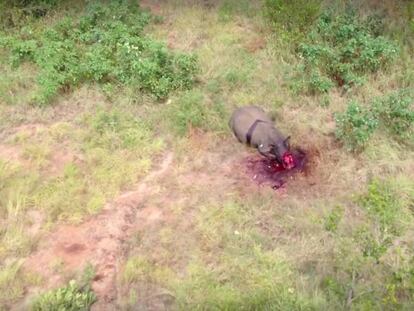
0 138 77 177
0 143 22 164
19 153 174 310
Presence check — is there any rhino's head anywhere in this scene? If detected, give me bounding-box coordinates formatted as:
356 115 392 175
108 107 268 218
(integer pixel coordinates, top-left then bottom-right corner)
270 136 295 169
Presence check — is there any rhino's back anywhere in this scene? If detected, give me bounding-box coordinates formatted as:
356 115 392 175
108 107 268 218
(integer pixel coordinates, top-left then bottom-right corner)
229 106 272 144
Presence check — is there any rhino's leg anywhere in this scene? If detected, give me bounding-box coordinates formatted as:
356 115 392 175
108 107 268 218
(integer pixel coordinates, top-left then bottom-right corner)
229 116 244 143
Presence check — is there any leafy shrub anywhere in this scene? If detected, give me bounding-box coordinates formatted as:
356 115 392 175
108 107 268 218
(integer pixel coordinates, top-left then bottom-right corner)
336 91 413 152
388 258 414 304
372 90 414 141
3 0 198 104
32 280 96 311
324 205 344 233
264 0 321 34
335 101 378 152
295 11 398 94
320 276 346 303
292 66 334 95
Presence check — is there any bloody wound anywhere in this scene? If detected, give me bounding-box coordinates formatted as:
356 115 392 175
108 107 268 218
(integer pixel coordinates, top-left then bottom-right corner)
245 148 307 190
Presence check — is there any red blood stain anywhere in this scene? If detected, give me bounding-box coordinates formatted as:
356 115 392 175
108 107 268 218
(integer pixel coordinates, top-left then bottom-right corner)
245 148 307 190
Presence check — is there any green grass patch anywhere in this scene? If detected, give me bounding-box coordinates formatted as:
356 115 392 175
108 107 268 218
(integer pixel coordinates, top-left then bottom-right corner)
316 177 414 308
358 179 408 237
351 178 412 262
218 0 257 22
122 256 175 286
172 201 320 309
120 200 323 309
174 255 319 311
0 160 39 261
167 90 227 136
33 109 164 222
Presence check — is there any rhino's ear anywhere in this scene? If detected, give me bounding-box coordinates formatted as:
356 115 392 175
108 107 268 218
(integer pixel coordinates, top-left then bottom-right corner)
283 136 291 149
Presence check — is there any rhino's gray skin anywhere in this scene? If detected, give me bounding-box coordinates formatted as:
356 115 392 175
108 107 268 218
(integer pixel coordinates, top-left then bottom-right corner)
229 105 290 161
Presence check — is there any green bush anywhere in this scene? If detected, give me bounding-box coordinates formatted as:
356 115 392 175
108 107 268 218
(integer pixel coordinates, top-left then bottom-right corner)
372 90 414 141
264 0 321 34
335 91 413 152
359 179 404 236
389 258 414 304
353 179 407 262
0 0 61 29
295 11 398 94
31 280 96 311
354 226 391 261
324 205 344 233
3 0 198 104
293 67 335 95
335 101 378 152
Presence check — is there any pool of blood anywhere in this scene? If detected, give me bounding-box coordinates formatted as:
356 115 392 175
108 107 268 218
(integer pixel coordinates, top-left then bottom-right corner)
245 148 307 190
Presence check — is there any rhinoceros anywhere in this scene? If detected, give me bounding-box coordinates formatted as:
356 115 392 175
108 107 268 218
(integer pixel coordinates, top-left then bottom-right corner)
229 105 294 169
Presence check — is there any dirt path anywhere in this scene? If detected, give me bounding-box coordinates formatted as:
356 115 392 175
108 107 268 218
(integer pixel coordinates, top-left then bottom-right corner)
21 153 174 310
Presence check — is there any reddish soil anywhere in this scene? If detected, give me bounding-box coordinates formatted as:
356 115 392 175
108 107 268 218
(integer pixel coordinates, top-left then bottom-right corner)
0 124 44 164
12 123 46 137
46 147 78 176
0 141 77 176
244 36 266 53
0 144 22 163
22 153 174 310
